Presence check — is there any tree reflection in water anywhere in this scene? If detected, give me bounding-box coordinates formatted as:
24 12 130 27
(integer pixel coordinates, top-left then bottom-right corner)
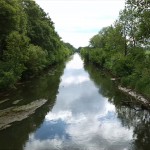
84 62 150 150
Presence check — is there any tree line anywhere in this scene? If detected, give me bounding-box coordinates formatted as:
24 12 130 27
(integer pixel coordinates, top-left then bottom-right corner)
81 0 150 98
0 0 74 89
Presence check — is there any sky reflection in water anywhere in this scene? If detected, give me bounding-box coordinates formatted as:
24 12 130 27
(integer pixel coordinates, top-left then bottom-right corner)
24 54 133 150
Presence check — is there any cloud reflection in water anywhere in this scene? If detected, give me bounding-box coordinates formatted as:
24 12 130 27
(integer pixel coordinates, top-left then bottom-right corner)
24 54 133 150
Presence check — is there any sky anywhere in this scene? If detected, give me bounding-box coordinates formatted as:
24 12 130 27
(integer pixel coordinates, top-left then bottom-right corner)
35 0 125 48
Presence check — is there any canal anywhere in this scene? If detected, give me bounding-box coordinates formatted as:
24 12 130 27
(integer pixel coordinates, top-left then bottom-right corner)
0 53 150 150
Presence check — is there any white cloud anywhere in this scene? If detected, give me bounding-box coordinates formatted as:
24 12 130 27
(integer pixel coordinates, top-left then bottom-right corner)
66 54 84 69
61 75 89 86
35 0 125 48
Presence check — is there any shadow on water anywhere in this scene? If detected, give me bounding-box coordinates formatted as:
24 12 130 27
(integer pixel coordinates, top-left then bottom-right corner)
0 63 66 150
84 62 150 150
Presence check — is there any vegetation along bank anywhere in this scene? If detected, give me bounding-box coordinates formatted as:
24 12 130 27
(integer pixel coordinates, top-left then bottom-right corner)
0 0 75 90
81 0 150 100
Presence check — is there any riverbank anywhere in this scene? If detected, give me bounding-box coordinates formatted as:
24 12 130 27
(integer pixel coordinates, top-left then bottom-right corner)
82 60 150 110
118 85 150 110
110 77 150 109
0 99 47 130
0 62 64 97
80 49 150 110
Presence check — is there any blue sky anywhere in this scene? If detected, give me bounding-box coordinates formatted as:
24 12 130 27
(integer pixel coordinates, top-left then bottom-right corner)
35 0 125 48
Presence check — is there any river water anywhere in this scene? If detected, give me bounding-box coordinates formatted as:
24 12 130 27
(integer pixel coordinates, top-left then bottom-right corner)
0 54 150 150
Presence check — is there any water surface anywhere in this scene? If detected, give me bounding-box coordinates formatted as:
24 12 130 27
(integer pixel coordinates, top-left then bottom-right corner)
0 54 150 150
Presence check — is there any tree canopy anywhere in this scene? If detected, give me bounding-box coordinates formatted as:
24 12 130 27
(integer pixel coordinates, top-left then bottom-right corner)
81 0 150 98
0 0 73 89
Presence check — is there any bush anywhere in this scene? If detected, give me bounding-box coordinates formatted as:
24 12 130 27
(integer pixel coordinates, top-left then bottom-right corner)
111 54 133 77
89 48 106 67
0 61 25 88
25 44 48 74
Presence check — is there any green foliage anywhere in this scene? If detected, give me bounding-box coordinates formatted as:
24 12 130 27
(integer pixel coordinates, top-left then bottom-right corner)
88 48 106 67
25 45 48 74
0 0 27 57
0 0 72 89
80 47 90 62
0 0 21 38
64 42 76 53
22 0 62 58
0 61 25 88
81 0 150 99
0 31 29 88
5 31 29 63
90 34 105 48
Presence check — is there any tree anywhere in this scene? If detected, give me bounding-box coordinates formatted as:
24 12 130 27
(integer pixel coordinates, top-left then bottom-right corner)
0 0 27 57
0 0 72 89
